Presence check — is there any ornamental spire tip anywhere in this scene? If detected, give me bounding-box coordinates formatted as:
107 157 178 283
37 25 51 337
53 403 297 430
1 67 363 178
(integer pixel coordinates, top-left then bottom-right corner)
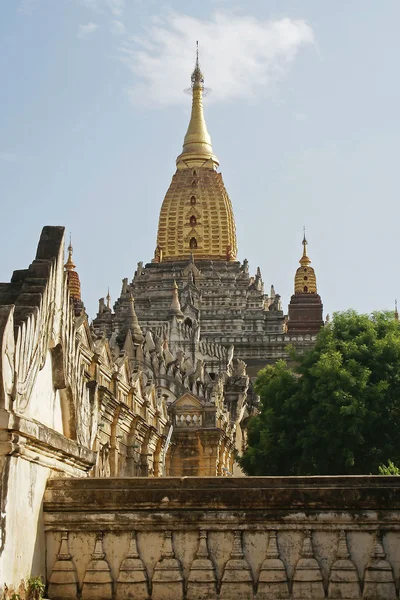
65 233 75 271
177 42 218 168
299 228 311 267
191 41 203 87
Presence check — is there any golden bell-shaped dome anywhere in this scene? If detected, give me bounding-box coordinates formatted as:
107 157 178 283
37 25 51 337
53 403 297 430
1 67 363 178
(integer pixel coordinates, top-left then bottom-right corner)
294 233 317 294
154 46 237 263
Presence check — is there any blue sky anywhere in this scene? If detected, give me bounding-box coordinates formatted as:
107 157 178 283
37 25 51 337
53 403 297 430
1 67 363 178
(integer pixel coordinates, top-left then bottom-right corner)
1 0 400 318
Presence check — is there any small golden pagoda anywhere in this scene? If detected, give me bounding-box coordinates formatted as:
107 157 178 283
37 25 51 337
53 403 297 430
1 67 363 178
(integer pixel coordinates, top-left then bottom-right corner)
64 238 81 301
154 46 237 263
64 237 84 315
294 231 317 294
288 231 323 335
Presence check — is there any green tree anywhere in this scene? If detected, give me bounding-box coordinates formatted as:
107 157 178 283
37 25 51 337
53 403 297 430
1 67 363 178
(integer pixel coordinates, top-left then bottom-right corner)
240 310 400 475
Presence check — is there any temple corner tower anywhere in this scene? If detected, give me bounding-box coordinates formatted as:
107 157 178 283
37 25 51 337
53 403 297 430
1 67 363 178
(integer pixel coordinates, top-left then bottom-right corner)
287 231 324 335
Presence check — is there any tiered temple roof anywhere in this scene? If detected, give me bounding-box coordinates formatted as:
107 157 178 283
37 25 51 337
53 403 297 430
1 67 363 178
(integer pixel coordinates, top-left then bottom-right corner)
93 52 324 374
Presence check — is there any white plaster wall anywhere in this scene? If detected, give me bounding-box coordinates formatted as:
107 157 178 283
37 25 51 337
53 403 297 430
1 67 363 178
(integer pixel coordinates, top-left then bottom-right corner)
0 233 91 591
2 457 50 585
27 352 63 434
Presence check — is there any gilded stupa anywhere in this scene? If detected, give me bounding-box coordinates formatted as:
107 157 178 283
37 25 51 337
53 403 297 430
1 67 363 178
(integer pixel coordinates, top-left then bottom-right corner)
154 47 237 263
294 231 317 294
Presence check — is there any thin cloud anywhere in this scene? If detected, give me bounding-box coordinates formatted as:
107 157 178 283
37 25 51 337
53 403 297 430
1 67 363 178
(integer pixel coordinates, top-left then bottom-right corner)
0 152 17 162
107 0 125 16
18 0 36 13
83 0 103 11
77 22 99 39
111 19 126 35
119 12 314 107
83 0 125 16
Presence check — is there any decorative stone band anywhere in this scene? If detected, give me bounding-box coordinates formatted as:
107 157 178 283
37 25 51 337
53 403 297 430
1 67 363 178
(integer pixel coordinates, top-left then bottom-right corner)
44 476 400 600
158 253 236 262
46 528 397 600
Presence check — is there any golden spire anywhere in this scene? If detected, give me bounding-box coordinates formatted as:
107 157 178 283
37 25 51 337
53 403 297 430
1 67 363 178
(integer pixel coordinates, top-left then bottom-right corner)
64 235 76 271
294 229 317 294
299 227 311 267
176 42 219 169
64 235 81 302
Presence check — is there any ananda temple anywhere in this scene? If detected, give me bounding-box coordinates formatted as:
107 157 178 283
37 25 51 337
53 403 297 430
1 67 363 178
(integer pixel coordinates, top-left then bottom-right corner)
7 54 400 599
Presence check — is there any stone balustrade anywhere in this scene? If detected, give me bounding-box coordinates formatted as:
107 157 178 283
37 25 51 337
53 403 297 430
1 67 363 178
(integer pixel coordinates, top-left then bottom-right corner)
174 413 203 427
44 476 400 600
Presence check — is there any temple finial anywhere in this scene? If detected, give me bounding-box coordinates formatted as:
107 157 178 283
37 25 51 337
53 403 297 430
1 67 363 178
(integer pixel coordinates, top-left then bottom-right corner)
106 288 111 309
176 43 219 168
65 234 76 272
191 40 203 86
64 234 82 307
300 227 310 266
395 299 398 321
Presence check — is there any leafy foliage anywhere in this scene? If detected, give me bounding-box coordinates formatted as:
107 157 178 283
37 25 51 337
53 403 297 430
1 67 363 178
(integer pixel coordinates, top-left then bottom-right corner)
240 311 400 475
379 460 400 475
26 577 45 600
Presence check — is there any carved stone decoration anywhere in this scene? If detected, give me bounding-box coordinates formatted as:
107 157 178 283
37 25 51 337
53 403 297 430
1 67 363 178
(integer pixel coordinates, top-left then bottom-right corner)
256 530 289 599
363 531 396 600
328 530 360 599
186 530 217 600
47 531 78 600
292 530 325 600
152 530 184 600
98 442 111 477
81 532 113 600
219 530 253 600
116 531 149 600
0 305 15 412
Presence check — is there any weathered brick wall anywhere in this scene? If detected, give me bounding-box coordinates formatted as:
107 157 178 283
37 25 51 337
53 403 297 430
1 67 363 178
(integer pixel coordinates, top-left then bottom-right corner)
44 476 400 599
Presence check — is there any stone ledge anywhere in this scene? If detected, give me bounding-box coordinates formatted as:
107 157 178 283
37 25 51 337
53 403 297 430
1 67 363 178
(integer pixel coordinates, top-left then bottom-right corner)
0 411 95 476
44 476 400 512
45 515 400 532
